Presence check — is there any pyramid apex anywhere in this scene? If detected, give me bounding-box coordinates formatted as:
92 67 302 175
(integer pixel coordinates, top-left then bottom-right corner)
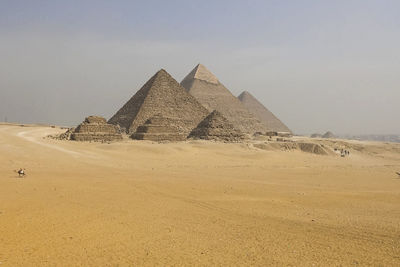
182 64 219 85
238 90 254 100
155 68 169 75
151 68 175 81
239 90 251 95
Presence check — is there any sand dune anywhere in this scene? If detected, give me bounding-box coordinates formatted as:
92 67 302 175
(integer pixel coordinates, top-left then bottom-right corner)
0 124 399 266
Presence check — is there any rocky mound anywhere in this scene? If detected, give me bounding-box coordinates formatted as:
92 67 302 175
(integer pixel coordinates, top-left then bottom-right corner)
297 142 329 155
189 110 245 142
47 128 75 140
131 114 185 142
253 141 329 155
71 116 122 142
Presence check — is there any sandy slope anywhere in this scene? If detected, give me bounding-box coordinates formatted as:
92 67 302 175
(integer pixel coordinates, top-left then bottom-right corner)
0 124 399 266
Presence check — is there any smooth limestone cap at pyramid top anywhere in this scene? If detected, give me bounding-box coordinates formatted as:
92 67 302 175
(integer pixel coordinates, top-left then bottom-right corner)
108 69 209 135
180 64 268 134
238 91 291 133
181 64 220 85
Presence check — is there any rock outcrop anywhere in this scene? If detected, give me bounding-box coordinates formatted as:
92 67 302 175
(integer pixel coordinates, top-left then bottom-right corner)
297 142 329 155
71 116 122 142
109 69 209 136
189 110 245 142
181 64 268 135
47 128 75 140
237 91 291 133
254 142 329 155
131 114 186 142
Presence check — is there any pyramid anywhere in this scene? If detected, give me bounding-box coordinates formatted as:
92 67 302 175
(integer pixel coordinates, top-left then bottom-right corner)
108 69 209 135
189 110 245 142
180 64 268 134
131 114 186 141
322 131 335 138
71 116 122 142
238 91 291 133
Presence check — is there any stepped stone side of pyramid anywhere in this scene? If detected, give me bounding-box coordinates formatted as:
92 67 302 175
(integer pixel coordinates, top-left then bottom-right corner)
71 116 122 142
180 64 268 135
189 110 245 142
131 114 186 141
238 91 291 133
109 69 209 136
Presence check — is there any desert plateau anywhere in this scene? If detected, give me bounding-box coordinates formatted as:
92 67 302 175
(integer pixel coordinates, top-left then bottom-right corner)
1 123 399 266
1 2 399 265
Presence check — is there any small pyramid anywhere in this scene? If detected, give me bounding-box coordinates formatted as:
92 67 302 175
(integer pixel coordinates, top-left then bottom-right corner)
189 110 245 142
71 116 122 142
322 131 335 138
181 64 268 134
238 91 291 133
131 114 186 142
108 69 209 135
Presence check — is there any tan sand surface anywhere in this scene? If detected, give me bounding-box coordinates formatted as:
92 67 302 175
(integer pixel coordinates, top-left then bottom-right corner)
0 124 400 266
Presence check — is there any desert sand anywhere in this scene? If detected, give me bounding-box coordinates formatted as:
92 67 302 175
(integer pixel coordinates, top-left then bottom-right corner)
0 124 399 266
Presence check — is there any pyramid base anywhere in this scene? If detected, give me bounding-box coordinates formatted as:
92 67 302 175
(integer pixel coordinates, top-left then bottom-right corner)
131 133 186 142
71 133 123 142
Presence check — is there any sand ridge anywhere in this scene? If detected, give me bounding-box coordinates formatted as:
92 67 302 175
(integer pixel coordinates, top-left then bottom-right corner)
0 124 400 266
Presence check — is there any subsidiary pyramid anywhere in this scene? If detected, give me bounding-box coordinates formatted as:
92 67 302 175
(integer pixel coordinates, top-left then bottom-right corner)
108 69 209 135
71 116 122 142
238 91 291 133
322 131 335 138
181 64 268 134
131 114 186 141
189 110 245 142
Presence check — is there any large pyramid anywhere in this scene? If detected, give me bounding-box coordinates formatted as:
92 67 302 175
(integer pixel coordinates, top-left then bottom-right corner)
238 91 291 133
108 69 209 135
180 64 268 134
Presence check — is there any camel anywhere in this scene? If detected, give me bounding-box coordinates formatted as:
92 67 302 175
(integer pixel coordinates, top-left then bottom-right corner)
14 168 26 178
396 172 400 177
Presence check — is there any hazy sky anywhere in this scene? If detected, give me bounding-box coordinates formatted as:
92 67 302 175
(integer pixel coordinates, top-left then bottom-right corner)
1 0 399 134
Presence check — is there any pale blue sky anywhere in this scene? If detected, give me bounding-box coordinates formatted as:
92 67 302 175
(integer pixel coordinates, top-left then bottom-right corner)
1 0 399 134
